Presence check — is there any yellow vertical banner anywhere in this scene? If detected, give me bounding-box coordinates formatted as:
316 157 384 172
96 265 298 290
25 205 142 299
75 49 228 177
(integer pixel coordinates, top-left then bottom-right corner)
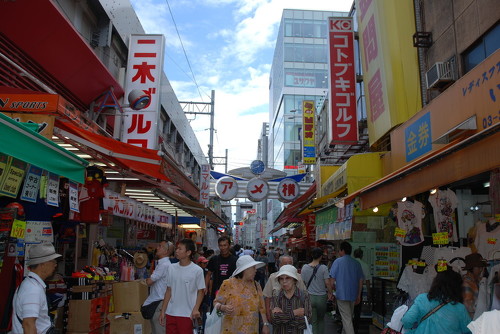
302 100 316 164
0 156 27 198
355 0 422 146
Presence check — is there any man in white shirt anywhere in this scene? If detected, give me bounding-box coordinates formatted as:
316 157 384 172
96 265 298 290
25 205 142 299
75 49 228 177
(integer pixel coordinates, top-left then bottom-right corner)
142 240 173 334
159 238 205 333
11 243 61 334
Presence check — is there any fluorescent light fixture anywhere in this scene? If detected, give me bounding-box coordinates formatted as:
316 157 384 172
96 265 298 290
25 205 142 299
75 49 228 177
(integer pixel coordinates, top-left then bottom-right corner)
76 154 92 159
401 197 407 202
484 182 490 187
430 188 437 195
106 177 140 181
179 224 201 229
372 207 379 213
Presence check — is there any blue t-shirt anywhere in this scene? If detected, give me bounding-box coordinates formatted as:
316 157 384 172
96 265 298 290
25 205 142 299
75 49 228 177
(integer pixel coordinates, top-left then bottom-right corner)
402 293 471 334
329 255 364 301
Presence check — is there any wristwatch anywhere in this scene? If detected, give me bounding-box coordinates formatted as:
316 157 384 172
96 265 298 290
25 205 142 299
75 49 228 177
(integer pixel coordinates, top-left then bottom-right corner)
263 322 270 327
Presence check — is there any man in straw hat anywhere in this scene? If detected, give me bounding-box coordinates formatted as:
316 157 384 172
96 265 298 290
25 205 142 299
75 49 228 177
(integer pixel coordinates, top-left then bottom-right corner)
11 243 61 334
462 252 487 319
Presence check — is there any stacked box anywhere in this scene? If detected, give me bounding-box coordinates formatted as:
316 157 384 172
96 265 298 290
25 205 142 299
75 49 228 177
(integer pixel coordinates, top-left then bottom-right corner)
112 281 148 313
108 312 151 334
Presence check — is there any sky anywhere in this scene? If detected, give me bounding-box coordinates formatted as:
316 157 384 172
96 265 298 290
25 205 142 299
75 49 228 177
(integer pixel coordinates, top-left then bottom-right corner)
129 0 354 173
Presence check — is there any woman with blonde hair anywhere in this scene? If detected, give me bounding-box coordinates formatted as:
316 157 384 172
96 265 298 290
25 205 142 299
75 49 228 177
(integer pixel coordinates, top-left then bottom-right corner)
214 255 270 334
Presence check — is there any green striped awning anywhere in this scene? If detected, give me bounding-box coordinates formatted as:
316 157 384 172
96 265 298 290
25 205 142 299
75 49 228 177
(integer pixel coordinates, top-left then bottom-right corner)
0 112 88 183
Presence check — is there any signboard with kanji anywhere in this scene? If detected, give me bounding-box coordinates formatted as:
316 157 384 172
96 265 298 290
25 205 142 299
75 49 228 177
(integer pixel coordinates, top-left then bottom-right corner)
302 100 316 164
20 164 42 203
122 34 165 149
277 178 300 203
328 17 358 144
405 112 432 162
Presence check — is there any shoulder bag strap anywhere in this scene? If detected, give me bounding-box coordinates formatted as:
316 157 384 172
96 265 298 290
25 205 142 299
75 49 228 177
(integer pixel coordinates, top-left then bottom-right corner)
306 264 320 289
420 301 448 323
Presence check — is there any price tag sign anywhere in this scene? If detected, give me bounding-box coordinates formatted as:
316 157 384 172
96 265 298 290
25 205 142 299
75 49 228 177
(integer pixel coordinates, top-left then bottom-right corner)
432 232 449 245
487 238 497 245
10 219 26 239
437 259 448 272
394 227 406 238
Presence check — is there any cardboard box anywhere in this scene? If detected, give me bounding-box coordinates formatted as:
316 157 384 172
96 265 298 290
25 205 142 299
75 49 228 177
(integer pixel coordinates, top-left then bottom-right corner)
108 312 151 334
66 299 106 332
112 281 148 313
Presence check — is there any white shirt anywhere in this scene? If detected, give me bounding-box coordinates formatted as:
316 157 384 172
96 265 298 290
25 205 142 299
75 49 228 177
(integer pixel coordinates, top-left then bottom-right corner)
355 258 372 281
143 257 171 306
165 262 205 317
11 271 51 334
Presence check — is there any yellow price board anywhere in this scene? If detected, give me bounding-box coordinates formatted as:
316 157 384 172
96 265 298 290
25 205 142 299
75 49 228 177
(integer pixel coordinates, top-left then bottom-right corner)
432 232 449 245
394 227 406 238
10 219 26 239
437 259 448 272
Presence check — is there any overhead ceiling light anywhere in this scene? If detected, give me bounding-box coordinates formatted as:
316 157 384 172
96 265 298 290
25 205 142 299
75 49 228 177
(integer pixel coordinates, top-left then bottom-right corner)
430 188 437 195
484 182 490 187
106 177 140 181
179 224 201 229
372 207 379 213
401 197 407 202
126 189 153 193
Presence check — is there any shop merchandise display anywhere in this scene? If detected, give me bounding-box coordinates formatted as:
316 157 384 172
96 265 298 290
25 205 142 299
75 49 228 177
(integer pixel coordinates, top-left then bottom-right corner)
397 264 437 301
428 188 459 242
396 200 425 246
475 217 500 260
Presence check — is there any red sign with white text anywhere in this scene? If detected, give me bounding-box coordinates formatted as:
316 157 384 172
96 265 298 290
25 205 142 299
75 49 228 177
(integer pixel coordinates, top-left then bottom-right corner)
122 35 165 149
328 17 358 143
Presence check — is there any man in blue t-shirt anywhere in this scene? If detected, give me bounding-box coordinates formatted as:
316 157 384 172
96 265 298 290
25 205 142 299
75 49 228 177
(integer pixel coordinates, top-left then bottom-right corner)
330 241 364 334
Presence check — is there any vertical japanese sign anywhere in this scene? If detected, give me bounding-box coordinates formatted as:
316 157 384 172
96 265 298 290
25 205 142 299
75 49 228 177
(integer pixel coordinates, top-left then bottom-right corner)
20 165 42 203
69 181 79 212
328 17 358 144
405 112 432 162
302 100 316 164
199 164 210 207
122 35 165 149
46 172 60 207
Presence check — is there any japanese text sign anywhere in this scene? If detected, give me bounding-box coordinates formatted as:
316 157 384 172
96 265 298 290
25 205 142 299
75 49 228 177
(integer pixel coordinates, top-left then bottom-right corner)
0 156 27 198
302 100 316 164
432 232 449 245
277 178 300 203
46 172 60 207
122 34 165 149
215 176 238 201
328 17 358 144
199 164 210 207
246 177 269 202
10 219 26 239
405 112 432 162
21 165 42 203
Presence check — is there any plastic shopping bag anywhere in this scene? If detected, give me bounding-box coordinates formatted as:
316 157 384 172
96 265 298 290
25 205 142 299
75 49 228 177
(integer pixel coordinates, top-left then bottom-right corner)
204 308 222 334
304 316 313 334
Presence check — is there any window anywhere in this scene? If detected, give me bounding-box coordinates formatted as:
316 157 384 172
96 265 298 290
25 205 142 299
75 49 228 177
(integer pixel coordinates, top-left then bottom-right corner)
463 23 500 73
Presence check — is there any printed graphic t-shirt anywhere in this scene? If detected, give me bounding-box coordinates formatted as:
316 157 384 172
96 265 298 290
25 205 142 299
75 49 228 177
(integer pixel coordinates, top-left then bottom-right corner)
207 254 237 297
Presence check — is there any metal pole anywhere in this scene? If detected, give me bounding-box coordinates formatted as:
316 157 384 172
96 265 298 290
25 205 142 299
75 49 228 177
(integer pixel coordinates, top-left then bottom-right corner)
209 90 215 169
225 148 228 173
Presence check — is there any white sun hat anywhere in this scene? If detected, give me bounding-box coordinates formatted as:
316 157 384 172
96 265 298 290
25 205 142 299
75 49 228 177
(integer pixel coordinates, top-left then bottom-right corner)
232 255 265 277
275 264 299 281
27 243 62 266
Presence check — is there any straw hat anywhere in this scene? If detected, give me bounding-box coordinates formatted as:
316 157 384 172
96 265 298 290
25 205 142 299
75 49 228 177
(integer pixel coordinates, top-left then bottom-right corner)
134 252 148 269
27 243 62 266
462 253 487 270
232 255 265 277
274 264 299 281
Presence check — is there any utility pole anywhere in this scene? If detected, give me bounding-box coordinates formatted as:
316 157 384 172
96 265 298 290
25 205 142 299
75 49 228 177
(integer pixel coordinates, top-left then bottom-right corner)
180 90 223 170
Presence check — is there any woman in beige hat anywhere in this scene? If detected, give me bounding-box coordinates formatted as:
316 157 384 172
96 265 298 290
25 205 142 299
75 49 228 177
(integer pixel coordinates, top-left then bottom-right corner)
214 255 270 334
271 264 312 334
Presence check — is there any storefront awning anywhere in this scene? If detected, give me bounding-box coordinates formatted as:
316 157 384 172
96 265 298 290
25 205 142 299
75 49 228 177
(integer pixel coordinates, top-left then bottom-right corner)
270 183 316 234
349 123 500 210
308 186 347 210
0 112 88 183
54 120 171 183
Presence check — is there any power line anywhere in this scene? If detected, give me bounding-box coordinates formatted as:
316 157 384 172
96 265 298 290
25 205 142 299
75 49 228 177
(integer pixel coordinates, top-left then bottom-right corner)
165 0 205 101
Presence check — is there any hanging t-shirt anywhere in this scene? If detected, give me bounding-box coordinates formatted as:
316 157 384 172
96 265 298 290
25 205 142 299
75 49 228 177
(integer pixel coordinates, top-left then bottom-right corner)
475 219 500 259
397 200 424 246
428 188 458 242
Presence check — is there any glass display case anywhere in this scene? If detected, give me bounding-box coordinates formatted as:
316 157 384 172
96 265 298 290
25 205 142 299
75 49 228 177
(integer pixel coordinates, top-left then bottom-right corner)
372 277 399 329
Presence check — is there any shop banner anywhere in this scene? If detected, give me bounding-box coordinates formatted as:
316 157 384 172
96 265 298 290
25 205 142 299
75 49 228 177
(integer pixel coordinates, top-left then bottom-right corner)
10 219 26 239
302 100 316 164
20 164 42 203
69 180 79 212
24 221 53 243
46 172 59 207
199 164 210 207
0 156 27 198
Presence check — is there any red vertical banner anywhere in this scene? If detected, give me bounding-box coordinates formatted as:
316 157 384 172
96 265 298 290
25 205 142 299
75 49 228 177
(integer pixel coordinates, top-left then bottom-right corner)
328 17 358 144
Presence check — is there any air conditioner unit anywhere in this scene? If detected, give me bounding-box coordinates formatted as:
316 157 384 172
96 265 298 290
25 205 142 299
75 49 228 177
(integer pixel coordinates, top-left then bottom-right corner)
426 62 454 89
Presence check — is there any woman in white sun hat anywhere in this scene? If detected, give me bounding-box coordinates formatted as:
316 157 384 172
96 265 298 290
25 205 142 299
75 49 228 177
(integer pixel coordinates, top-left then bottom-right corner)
271 264 312 334
214 255 270 334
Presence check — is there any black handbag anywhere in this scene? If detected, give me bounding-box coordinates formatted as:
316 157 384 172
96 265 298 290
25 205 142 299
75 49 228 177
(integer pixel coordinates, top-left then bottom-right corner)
140 300 162 319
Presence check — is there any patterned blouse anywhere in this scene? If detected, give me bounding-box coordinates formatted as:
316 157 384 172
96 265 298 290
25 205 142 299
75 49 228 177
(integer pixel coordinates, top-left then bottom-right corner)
216 277 266 334
271 288 312 334
462 271 479 318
